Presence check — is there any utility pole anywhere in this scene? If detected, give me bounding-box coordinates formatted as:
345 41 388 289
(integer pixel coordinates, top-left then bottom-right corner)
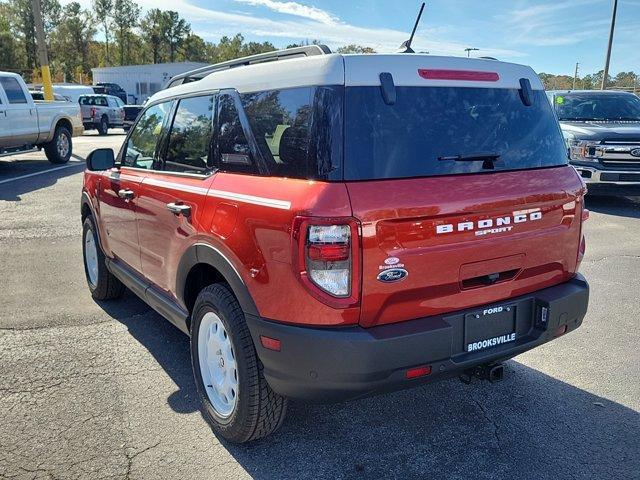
573 62 579 90
31 0 53 101
601 0 618 90
464 47 479 58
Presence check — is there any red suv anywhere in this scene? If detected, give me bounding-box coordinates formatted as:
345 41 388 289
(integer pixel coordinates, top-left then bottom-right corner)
81 47 590 443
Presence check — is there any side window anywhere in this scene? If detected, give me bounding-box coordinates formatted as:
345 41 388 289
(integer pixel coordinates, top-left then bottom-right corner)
164 95 214 174
123 102 171 169
115 98 124 107
216 93 257 174
97 97 108 106
241 87 318 179
0 77 28 104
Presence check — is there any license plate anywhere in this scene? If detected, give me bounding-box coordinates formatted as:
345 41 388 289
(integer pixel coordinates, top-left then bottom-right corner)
465 305 516 352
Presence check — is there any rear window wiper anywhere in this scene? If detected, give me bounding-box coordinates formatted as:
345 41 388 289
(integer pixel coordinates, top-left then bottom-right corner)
438 153 501 170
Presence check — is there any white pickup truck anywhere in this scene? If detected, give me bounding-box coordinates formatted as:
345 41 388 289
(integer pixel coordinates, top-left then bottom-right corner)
0 72 83 164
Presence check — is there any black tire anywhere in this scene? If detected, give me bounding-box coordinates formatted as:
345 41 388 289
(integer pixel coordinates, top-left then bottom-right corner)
97 116 109 136
82 216 125 300
191 283 287 443
44 125 72 164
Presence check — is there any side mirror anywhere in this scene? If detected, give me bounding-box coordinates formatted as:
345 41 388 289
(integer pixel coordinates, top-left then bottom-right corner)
86 148 115 171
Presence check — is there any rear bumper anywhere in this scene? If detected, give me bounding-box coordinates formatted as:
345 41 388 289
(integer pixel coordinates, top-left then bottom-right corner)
246 275 589 403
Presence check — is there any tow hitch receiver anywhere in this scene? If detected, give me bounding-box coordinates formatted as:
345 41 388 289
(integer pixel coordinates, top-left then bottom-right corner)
459 363 505 384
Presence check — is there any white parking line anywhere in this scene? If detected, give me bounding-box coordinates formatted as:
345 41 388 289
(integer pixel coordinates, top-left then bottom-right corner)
0 160 85 186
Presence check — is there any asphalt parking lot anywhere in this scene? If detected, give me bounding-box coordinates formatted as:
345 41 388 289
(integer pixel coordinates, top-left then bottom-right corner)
1 132 639 480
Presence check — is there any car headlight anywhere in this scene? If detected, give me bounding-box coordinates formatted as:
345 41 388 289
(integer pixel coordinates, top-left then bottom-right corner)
568 140 601 162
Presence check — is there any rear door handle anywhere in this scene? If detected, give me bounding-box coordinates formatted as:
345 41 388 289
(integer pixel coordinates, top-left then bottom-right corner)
166 202 191 216
118 189 135 200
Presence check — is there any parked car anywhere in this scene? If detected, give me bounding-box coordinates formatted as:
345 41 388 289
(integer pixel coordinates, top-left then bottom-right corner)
94 82 127 103
0 71 83 163
122 104 143 131
51 84 95 103
29 90 68 102
79 94 125 135
548 89 640 194
81 47 590 443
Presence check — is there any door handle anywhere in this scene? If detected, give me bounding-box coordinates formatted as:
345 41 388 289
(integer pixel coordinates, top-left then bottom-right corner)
118 189 135 200
166 202 191 216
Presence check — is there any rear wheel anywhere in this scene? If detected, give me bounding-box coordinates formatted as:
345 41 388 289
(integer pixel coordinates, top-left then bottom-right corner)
44 125 72 164
191 284 287 443
82 216 125 300
97 115 109 136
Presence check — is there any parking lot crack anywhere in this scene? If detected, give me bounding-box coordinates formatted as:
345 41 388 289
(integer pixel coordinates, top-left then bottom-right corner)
124 441 161 480
471 396 503 454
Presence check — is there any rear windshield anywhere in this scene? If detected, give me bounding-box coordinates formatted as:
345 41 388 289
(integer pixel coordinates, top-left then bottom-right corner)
552 92 640 121
344 87 567 181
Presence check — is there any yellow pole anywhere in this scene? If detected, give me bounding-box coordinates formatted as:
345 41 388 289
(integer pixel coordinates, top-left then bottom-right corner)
31 0 53 101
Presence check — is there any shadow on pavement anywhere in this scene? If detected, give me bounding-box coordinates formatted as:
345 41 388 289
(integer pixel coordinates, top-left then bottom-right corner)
99 293 640 480
586 193 640 219
0 158 85 202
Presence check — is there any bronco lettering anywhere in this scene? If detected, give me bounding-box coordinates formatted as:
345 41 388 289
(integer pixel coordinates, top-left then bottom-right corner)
436 211 542 234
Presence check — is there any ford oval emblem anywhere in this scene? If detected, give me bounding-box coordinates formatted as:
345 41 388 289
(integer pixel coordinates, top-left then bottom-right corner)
630 148 640 158
377 268 408 283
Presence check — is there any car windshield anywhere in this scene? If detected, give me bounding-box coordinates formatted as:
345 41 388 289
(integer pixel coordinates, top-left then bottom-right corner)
344 86 567 181
553 92 640 121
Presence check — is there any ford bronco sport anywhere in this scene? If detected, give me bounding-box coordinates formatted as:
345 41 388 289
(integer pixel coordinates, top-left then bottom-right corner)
81 46 590 443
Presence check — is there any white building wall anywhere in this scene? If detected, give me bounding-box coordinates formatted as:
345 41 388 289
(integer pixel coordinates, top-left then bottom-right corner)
92 62 208 104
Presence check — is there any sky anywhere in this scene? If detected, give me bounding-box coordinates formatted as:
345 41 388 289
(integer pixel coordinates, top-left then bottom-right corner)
71 0 640 76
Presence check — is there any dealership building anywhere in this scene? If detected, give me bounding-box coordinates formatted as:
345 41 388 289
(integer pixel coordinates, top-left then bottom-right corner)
91 62 208 104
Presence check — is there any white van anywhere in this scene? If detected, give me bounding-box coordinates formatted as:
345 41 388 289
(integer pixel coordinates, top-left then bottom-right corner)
52 85 95 104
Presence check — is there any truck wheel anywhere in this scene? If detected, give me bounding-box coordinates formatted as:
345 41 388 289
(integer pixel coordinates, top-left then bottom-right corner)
98 116 109 136
44 125 72 164
82 216 125 300
191 284 287 443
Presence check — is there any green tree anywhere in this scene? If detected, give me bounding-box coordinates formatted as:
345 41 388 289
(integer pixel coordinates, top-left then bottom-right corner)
52 2 96 81
140 9 167 63
0 4 20 71
180 33 212 62
164 11 190 63
112 0 140 65
93 0 113 65
337 44 376 54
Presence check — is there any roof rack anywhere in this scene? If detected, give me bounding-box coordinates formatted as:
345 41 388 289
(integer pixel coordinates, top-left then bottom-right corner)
164 44 332 90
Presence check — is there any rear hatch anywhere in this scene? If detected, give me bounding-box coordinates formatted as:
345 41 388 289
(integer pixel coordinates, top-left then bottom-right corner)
341 56 585 327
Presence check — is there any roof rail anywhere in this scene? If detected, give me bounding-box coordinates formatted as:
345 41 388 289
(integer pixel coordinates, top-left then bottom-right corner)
163 44 332 90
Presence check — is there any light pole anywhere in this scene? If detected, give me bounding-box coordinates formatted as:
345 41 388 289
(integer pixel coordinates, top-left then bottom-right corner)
464 47 479 58
573 62 580 90
31 0 54 101
601 0 618 90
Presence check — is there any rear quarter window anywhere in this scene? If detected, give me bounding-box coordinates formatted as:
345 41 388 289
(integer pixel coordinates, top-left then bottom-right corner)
240 86 342 180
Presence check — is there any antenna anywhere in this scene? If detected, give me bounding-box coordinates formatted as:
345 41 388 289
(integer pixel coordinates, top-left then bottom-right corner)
397 2 426 53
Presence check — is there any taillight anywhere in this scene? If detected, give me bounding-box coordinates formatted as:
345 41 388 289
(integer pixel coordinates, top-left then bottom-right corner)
91 107 97 118
293 217 361 308
306 225 351 297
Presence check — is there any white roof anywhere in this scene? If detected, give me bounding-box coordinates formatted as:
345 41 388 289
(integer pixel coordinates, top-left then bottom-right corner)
149 53 543 104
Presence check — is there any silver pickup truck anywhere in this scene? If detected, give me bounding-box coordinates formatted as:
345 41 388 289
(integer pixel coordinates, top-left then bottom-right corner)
548 89 640 194
79 94 125 136
0 71 83 164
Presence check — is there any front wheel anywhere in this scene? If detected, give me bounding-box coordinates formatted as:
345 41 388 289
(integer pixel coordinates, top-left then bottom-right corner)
44 125 72 164
82 216 125 300
191 284 287 443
